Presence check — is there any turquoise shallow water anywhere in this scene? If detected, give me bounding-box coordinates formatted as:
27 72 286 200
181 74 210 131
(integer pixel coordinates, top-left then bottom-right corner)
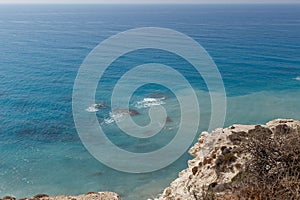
0 4 300 199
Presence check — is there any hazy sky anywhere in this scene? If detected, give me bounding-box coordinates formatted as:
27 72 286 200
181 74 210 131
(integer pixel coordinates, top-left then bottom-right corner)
0 0 299 3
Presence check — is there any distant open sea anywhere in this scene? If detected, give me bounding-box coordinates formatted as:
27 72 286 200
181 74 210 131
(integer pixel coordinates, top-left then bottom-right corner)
0 4 300 199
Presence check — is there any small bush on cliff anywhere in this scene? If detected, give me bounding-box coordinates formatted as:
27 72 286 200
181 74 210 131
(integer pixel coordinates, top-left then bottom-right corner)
203 126 300 200
235 129 300 199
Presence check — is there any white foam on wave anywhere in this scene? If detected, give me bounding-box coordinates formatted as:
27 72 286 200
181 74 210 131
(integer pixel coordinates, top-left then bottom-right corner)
104 118 115 124
85 103 107 113
143 98 163 102
104 110 131 124
295 76 300 81
85 104 99 113
135 97 166 109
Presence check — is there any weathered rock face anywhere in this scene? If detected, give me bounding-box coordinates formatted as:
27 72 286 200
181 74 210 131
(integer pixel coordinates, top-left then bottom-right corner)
4 192 120 200
154 119 300 200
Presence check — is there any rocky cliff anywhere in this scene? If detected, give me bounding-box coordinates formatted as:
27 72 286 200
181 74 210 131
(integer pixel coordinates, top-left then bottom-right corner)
155 119 300 200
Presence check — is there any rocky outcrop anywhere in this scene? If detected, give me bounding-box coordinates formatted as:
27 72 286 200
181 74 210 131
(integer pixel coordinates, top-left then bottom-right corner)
155 119 300 200
3 192 120 200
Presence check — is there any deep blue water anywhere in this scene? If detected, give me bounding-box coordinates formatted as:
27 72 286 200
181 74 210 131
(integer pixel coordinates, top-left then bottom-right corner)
0 4 300 199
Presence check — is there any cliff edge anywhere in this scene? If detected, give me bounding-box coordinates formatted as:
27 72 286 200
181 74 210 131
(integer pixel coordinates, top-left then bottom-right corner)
155 119 300 200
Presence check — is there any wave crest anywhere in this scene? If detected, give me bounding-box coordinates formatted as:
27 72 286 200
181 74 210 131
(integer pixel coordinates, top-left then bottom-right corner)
135 97 166 109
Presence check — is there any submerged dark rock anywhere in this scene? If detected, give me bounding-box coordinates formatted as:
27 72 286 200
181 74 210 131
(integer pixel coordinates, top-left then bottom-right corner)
128 109 140 116
94 103 108 109
112 109 140 116
166 116 173 123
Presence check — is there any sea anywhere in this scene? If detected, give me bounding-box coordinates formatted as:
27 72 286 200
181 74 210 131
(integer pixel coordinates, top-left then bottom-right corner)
0 4 300 200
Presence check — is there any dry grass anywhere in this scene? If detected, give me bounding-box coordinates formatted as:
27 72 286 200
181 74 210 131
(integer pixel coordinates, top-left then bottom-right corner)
202 126 300 200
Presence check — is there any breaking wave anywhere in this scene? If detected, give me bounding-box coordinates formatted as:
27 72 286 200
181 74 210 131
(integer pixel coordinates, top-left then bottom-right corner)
134 97 166 109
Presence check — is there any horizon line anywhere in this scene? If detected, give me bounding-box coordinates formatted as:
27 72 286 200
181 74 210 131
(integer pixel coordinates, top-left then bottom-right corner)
0 2 299 4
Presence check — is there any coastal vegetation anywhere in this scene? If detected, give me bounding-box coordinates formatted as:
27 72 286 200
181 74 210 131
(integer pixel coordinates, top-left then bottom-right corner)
156 119 300 200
